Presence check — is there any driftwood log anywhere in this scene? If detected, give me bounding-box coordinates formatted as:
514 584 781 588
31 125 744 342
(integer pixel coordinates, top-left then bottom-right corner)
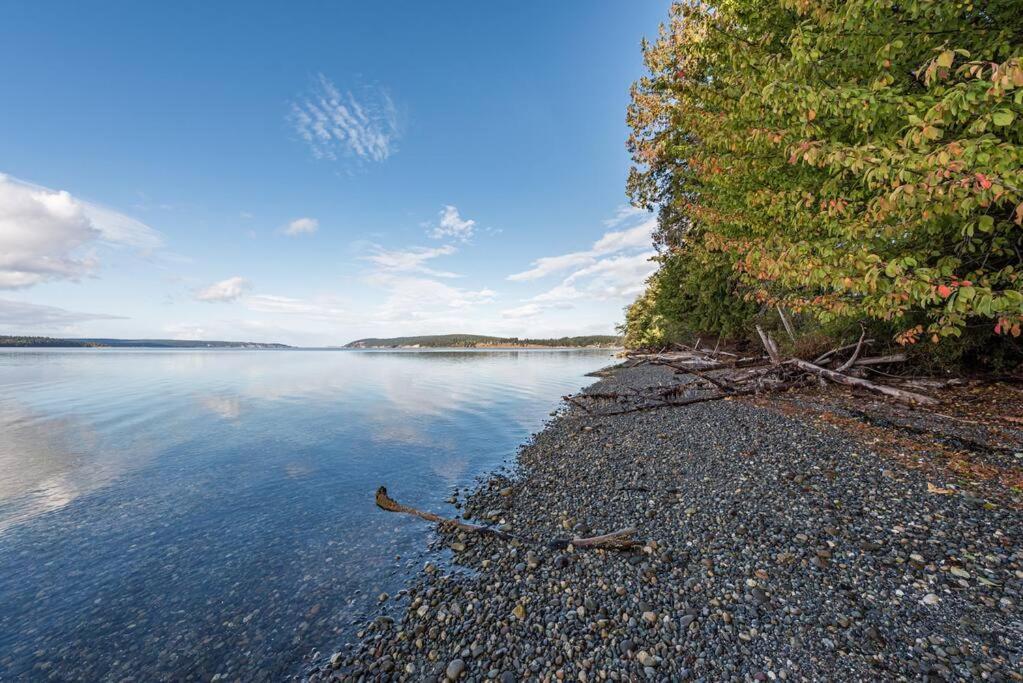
375 487 643 551
591 331 942 414
785 358 938 405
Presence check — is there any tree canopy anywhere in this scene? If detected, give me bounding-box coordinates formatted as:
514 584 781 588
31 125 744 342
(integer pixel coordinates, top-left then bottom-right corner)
625 0 1023 358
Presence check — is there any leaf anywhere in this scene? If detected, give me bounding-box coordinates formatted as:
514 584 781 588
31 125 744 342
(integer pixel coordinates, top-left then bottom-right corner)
935 51 955 68
927 482 954 495
992 110 1016 127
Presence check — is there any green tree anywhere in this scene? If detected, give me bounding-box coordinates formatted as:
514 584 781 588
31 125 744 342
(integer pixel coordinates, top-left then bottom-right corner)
628 0 1023 350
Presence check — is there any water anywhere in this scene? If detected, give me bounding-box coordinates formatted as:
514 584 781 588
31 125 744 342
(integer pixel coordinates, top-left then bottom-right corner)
0 348 611 681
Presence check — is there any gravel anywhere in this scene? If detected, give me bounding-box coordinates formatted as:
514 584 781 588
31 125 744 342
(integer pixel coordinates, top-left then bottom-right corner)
314 364 1023 681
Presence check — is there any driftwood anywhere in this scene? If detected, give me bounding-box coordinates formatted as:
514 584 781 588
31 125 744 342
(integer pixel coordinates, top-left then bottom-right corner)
571 328 940 416
375 487 513 540
756 325 782 365
854 353 907 366
375 486 643 551
836 327 867 372
785 358 938 405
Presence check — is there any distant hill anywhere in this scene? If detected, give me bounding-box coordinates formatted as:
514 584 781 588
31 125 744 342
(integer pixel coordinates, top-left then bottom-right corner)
0 336 291 349
344 334 621 349
0 336 103 348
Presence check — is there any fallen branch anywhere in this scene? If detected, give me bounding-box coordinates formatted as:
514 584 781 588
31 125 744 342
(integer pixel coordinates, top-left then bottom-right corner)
786 359 938 406
375 487 644 551
756 325 781 365
853 353 907 366
813 339 876 365
836 326 867 372
376 487 513 540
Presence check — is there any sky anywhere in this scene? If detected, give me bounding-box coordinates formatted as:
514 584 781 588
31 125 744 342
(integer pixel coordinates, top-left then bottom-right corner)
0 1 670 346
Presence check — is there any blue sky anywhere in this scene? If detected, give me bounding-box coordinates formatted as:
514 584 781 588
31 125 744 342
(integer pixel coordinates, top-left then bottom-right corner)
0 2 669 345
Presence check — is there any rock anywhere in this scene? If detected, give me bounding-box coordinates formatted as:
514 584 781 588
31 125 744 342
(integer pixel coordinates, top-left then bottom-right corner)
378 592 389 602
450 542 466 552
950 566 970 579
512 603 526 620
525 550 540 568
637 651 657 667
642 611 657 624
922 593 941 606
446 658 465 680
329 653 343 669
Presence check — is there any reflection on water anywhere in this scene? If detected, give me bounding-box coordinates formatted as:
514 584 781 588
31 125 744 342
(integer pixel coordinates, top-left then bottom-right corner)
0 348 610 681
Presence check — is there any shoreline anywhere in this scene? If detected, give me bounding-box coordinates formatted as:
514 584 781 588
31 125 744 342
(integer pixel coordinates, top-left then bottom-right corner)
320 364 1022 681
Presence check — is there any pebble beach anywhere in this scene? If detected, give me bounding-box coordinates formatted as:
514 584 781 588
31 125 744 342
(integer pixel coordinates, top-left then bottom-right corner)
323 364 1023 682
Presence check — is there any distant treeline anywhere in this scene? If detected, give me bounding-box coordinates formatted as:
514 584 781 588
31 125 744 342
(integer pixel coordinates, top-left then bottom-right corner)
0 336 103 348
0 336 291 349
345 334 621 349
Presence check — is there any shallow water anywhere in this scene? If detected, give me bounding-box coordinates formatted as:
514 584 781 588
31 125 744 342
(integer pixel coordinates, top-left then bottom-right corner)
0 348 611 681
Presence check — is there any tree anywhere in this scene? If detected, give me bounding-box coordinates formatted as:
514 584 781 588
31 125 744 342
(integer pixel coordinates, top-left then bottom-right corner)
627 0 1023 350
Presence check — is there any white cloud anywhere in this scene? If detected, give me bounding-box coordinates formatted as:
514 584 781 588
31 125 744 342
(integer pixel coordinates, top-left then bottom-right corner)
368 273 495 322
501 303 543 319
289 74 402 163
195 276 252 302
245 294 349 321
507 207 655 283
0 298 126 329
163 323 208 340
0 175 163 289
428 205 476 242
506 206 657 320
507 251 593 282
363 244 459 278
284 217 318 236
561 251 657 300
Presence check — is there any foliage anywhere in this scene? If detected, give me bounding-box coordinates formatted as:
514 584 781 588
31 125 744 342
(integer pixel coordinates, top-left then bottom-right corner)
627 0 1023 353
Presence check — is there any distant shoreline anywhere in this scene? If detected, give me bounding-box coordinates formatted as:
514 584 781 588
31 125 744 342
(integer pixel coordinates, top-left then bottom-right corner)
1 333 622 350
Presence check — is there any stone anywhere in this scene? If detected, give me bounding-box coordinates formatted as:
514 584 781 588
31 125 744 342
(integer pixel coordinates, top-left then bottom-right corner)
922 593 941 606
446 659 465 680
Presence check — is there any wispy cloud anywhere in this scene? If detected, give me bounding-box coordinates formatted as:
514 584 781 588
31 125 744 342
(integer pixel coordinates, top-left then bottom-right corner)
0 298 126 329
289 74 402 164
284 217 318 236
0 174 164 289
507 206 655 282
245 294 349 321
368 273 495 322
195 276 252 303
507 205 657 315
362 244 459 278
428 205 477 242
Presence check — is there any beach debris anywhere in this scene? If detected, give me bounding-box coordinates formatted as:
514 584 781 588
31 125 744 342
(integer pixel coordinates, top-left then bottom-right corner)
374 486 643 551
567 330 941 416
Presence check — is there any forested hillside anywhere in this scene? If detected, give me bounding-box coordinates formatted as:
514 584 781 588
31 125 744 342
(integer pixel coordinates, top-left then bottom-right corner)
345 334 620 348
623 0 1023 370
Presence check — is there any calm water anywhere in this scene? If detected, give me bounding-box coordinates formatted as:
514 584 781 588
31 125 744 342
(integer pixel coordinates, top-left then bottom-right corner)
0 348 611 681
